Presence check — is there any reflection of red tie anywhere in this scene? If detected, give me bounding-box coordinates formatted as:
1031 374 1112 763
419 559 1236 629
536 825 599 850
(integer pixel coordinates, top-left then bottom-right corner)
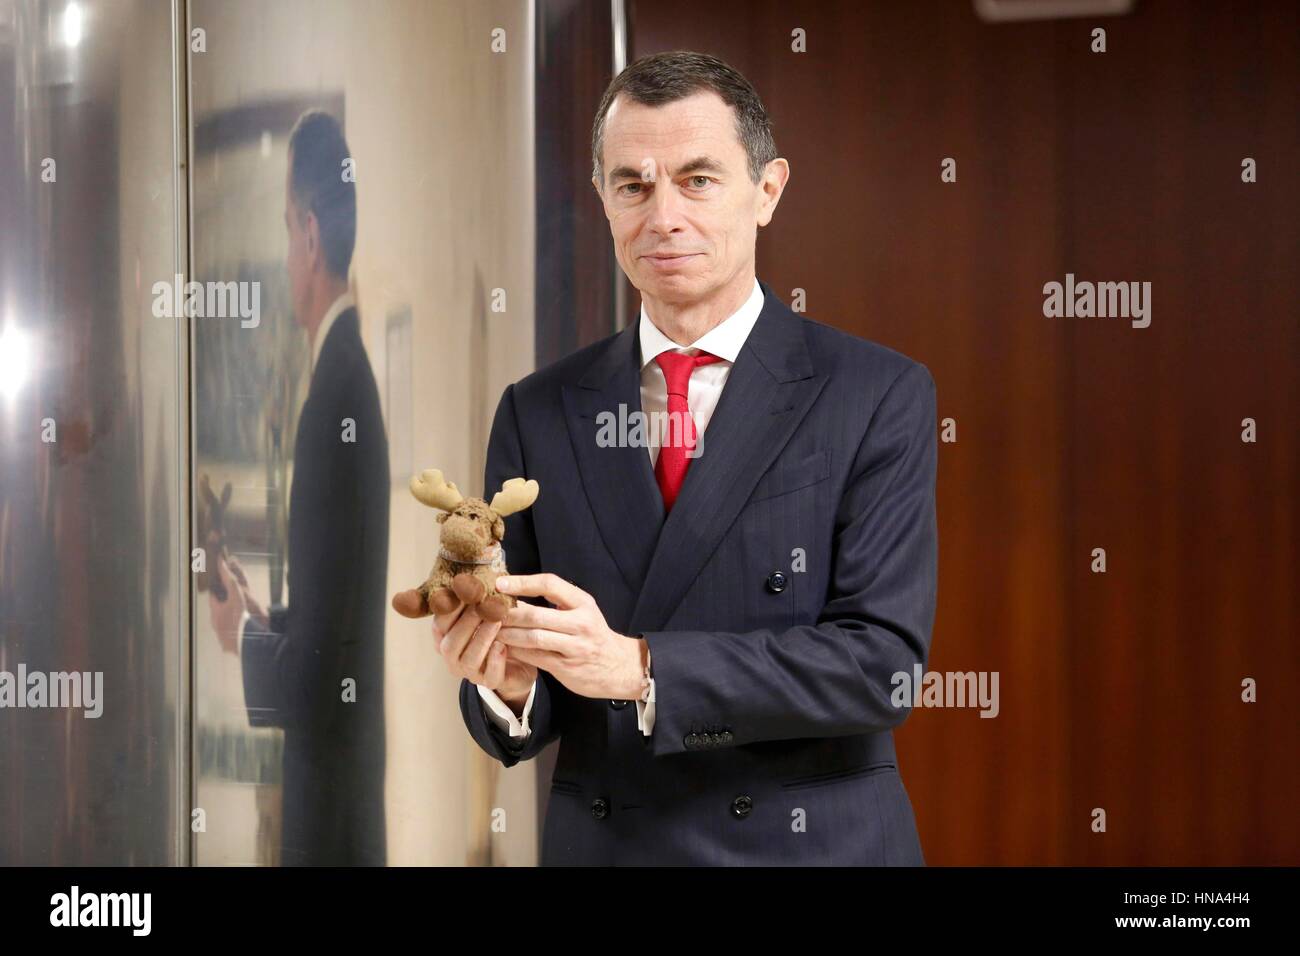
654 350 723 513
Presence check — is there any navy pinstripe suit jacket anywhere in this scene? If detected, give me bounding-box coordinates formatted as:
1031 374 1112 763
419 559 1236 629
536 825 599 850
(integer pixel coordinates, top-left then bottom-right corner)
459 280 937 865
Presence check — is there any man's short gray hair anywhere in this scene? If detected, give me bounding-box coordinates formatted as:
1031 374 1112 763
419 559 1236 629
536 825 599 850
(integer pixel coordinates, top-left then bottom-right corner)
591 51 777 186
288 110 356 279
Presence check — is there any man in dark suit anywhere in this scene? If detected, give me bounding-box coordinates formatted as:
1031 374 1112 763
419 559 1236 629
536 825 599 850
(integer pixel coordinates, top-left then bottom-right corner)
436 52 936 865
210 110 388 866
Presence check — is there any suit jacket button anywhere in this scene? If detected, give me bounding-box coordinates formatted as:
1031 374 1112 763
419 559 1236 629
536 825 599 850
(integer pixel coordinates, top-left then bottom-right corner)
685 733 699 749
591 798 609 820
609 699 628 710
721 731 733 744
766 571 787 593
731 795 753 819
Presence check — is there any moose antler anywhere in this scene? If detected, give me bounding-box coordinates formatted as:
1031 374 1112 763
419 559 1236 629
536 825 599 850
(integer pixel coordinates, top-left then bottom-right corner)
489 477 539 517
409 469 465 512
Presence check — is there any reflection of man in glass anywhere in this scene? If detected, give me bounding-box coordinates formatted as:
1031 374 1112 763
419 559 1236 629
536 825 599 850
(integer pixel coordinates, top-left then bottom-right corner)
208 110 389 866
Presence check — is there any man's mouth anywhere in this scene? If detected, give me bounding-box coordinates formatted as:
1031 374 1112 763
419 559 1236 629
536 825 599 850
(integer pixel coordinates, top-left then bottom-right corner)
642 252 701 269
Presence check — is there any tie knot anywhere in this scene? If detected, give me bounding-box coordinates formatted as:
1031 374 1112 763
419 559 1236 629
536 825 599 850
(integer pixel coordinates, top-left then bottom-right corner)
655 349 723 393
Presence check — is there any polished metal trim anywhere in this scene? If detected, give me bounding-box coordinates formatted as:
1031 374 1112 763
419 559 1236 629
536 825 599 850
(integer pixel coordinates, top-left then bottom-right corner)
173 0 194 867
611 0 628 332
611 0 627 74
973 0 1134 22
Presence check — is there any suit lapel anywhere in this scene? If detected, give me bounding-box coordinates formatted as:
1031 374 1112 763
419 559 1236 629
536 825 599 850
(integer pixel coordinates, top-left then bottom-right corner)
563 321 666 595
627 283 827 632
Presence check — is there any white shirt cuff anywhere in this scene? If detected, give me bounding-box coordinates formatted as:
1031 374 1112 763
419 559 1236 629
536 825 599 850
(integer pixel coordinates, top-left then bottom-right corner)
478 680 537 739
236 608 250 654
635 677 655 736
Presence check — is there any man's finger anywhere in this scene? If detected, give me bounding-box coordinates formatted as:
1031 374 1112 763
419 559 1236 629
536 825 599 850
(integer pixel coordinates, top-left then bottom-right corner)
432 601 465 638
496 573 589 610
215 557 236 600
479 641 507 685
461 619 501 674
507 645 565 670
496 625 568 653
440 604 482 659
504 601 580 634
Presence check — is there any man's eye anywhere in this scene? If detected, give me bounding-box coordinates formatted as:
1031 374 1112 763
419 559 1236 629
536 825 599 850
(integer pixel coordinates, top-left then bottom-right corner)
619 182 643 195
689 176 711 188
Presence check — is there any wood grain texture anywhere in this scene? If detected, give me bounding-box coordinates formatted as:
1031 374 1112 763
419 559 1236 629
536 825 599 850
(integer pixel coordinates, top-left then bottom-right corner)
629 0 1298 865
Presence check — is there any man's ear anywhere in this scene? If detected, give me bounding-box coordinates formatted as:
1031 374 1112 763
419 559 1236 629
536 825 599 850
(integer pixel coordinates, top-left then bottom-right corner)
756 158 790 229
305 209 321 270
592 175 611 218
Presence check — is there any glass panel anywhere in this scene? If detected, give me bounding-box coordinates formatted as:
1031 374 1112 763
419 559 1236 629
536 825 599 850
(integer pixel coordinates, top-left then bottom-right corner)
0 0 185 864
189 0 536 865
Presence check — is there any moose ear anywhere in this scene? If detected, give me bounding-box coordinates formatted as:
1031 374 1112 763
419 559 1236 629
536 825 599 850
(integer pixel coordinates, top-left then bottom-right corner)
200 474 216 508
489 477 539 517
492 516 505 541
436 512 449 525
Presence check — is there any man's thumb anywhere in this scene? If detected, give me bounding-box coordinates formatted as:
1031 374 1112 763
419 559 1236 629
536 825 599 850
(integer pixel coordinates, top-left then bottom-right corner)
216 557 235 593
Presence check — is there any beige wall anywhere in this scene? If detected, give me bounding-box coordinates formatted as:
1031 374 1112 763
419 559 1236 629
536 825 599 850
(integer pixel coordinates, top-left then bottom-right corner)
190 0 537 865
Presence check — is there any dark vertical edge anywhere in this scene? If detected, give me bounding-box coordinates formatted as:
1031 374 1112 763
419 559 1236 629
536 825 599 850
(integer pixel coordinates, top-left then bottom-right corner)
176 0 194 867
535 0 619 372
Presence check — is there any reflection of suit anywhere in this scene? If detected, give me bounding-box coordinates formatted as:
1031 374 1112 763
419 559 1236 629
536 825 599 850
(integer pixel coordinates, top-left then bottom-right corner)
460 281 936 865
242 307 389 865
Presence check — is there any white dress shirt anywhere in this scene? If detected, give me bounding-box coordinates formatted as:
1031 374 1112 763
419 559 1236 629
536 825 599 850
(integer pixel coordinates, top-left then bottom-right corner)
234 290 355 653
477 278 766 741
311 290 354 375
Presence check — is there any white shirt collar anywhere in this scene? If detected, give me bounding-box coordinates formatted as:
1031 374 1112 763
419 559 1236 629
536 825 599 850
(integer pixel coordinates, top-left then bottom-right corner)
638 277 764 369
311 290 355 375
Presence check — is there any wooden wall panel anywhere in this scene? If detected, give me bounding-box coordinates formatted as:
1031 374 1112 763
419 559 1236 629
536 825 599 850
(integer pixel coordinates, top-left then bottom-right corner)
628 0 1298 864
536 0 619 364
1055 2 1299 864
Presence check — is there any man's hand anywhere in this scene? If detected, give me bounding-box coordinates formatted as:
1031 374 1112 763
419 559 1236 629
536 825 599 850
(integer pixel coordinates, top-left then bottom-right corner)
433 599 537 716
494 573 646 701
208 556 246 655
226 557 269 632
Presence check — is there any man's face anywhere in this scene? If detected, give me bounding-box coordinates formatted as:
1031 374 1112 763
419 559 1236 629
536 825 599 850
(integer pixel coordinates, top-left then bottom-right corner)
284 156 311 328
595 90 782 307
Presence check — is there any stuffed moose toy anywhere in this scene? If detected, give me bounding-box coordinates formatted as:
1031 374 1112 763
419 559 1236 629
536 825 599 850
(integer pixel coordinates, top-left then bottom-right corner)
391 468 540 622
196 473 233 602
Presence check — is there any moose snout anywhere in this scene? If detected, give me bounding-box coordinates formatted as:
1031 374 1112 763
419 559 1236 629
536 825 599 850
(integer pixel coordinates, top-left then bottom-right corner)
439 513 495 559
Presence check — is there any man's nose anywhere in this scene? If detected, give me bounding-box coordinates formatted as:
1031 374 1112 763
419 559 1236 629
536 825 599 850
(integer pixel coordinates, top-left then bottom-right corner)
644 176 685 235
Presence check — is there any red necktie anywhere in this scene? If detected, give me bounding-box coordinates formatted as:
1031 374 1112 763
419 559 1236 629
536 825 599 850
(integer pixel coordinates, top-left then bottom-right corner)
653 350 723 513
